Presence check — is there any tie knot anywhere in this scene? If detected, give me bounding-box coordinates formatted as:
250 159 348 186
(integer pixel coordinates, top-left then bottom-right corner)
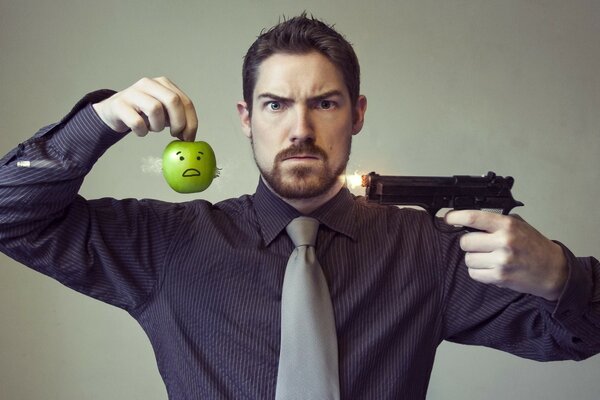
286 216 319 247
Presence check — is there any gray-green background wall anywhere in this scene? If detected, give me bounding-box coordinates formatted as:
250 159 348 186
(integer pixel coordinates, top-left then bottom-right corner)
1 0 598 398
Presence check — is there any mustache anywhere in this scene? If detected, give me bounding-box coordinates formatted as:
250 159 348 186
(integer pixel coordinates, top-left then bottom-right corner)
275 142 328 163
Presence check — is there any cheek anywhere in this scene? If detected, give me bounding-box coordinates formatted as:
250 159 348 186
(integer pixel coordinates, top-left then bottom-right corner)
251 123 287 152
250 136 277 166
323 128 352 151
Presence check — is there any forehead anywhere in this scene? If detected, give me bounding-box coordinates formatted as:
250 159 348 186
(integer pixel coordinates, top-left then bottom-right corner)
253 51 348 98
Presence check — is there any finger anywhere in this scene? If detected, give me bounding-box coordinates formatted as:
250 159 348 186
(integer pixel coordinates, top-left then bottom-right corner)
133 77 189 136
467 267 504 286
181 99 198 142
124 91 167 133
153 77 198 141
460 230 506 253
465 247 514 270
170 96 198 141
445 210 507 233
112 97 150 136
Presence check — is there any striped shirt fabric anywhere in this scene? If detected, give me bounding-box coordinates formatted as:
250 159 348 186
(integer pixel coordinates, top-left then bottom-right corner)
1 92 599 399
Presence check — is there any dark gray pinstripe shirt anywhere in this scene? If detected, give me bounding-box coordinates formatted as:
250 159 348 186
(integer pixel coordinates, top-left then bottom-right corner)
1 92 599 399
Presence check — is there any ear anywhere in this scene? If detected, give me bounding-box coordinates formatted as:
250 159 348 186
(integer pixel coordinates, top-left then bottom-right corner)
236 101 252 138
351 95 368 136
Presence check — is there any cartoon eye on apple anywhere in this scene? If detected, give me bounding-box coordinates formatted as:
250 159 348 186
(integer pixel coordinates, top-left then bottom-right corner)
162 140 219 193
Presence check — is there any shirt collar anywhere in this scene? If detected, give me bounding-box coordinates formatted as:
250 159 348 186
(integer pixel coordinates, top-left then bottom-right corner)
253 178 359 246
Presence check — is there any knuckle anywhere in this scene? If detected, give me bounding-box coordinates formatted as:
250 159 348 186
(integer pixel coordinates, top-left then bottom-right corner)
494 268 511 285
165 93 182 107
129 117 148 134
497 248 515 266
498 231 519 252
147 101 165 117
183 127 196 139
135 77 153 86
495 232 511 248
494 220 517 244
503 216 520 232
132 128 148 137
181 96 194 108
465 211 478 226
112 96 127 109
504 235 519 250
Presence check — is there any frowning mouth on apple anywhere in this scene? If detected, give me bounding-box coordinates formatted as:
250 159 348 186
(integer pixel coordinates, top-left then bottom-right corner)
182 168 201 177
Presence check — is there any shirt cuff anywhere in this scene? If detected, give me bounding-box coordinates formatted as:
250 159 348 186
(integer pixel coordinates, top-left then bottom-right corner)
48 91 128 167
542 242 592 324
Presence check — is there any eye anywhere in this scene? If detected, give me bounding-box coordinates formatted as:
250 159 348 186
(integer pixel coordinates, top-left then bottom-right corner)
179 156 185 161
267 101 282 111
318 100 334 110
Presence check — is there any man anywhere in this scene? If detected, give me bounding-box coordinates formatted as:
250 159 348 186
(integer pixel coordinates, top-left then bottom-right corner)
1 14 599 400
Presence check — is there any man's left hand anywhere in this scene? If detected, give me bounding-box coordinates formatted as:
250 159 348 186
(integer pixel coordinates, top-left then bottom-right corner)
445 210 568 301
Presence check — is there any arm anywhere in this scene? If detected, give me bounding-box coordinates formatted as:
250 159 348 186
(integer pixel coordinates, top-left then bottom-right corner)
0 78 197 310
441 211 600 360
361 171 572 301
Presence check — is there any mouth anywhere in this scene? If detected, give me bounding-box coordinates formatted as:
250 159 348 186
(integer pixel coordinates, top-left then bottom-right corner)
283 154 320 162
182 168 201 177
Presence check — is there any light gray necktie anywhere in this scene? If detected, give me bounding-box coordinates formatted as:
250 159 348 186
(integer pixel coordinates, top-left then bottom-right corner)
275 216 340 400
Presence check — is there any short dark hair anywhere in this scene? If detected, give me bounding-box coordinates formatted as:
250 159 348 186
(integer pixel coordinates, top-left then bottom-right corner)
242 13 361 115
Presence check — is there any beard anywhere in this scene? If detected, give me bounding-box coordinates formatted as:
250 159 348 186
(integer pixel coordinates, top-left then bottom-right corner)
253 139 351 200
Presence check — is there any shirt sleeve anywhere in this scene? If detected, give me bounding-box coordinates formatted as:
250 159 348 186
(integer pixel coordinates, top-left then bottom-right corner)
0 91 186 312
439 230 600 362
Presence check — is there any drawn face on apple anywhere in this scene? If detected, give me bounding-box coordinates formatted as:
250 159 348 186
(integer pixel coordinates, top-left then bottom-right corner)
162 140 218 193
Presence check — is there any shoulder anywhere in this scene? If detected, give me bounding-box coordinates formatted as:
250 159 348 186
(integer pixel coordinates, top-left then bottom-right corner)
350 195 463 253
352 194 435 233
172 193 259 230
350 195 464 278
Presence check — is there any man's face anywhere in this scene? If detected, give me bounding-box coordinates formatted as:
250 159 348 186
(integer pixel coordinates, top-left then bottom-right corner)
237 51 366 200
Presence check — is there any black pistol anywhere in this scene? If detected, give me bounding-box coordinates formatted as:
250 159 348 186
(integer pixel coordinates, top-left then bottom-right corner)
361 171 524 230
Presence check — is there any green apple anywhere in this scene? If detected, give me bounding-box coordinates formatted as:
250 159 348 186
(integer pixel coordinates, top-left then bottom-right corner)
162 140 218 193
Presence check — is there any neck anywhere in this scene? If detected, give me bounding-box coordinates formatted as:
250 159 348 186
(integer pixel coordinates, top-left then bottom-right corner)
261 176 345 214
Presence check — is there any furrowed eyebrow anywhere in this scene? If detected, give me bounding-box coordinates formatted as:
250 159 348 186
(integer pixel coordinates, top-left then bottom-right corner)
256 90 344 103
256 93 293 103
309 90 344 102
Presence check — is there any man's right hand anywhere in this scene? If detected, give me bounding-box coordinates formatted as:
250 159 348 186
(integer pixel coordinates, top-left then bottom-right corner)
92 77 198 142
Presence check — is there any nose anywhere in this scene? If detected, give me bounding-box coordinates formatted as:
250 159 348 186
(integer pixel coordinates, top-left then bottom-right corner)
289 106 315 143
